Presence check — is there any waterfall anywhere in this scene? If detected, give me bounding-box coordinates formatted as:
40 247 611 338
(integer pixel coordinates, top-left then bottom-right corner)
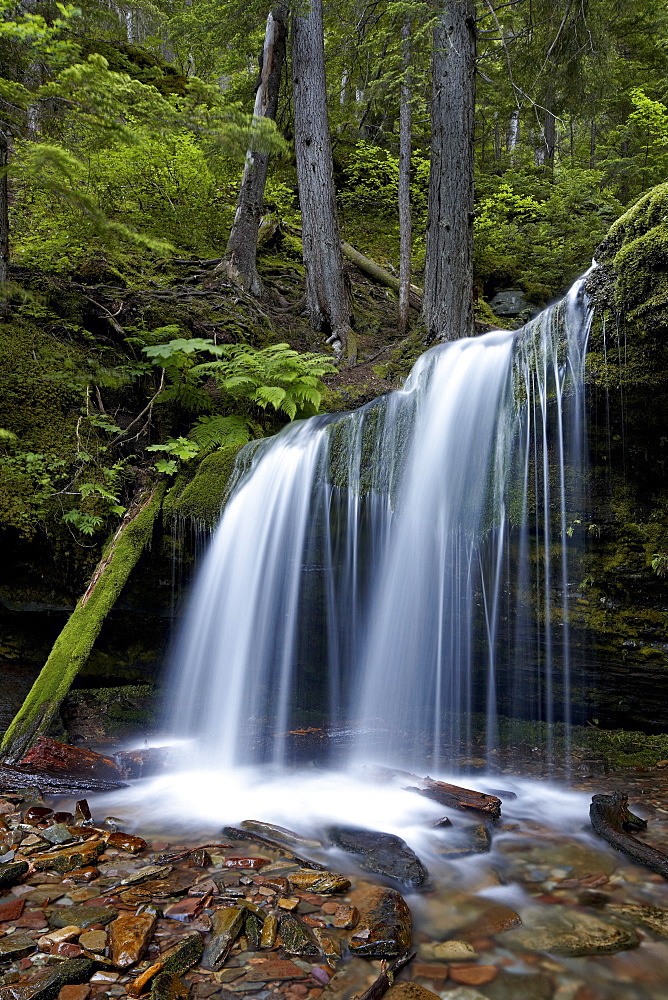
164 273 593 770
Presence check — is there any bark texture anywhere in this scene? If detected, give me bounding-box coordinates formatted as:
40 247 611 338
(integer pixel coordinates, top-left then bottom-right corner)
424 0 476 342
397 18 412 335
292 0 356 362
217 3 288 296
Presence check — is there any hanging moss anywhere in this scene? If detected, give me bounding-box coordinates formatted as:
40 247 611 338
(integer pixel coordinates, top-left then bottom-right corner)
162 445 244 528
0 483 166 763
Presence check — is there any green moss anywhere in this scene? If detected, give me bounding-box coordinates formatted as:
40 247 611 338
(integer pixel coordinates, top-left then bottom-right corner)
163 445 243 528
0 484 165 762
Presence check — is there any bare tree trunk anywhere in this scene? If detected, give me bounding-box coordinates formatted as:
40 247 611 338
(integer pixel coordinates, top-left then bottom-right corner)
397 18 412 335
0 130 8 291
219 3 288 296
424 0 476 343
544 106 556 172
292 0 356 362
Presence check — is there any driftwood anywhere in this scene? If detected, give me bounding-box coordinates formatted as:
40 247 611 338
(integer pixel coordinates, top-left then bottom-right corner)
357 950 415 1000
0 762 126 794
590 790 668 880
364 764 502 821
341 242 423 309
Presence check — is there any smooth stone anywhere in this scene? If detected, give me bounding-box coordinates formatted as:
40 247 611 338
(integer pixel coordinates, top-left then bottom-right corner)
105 833 147 855
50 906 116 929
604 903 668 937
0 899 24 921
109 911 157 968
419 941 476 961
40 826 75 846
0 935 36 959
481 970 554 1000
347 881 412 956
77 930 106 953
245 961 308 982
504 904 639 956
287 870 350 894
449 966 497 986
331 904 358 929
0 959 93 1000
57 987 90 1000
326 827 429 889
420 893 520 939
384 984 441 1000
37 927 81 950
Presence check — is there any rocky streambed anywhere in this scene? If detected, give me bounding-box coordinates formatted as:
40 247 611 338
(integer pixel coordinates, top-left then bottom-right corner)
1 756 668 1000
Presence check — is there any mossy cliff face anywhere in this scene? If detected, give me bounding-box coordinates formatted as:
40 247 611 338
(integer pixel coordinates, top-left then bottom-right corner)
571 184 668 731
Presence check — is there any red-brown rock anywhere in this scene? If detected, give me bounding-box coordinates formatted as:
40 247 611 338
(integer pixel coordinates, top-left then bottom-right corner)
0 899 25 922
449 966 498 986
20 739 121 782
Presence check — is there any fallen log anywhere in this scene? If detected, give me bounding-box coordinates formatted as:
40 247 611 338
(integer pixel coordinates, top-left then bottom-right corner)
590 790 668 880
340 242 423 308
21 737 122 782
363 764 502 820
0 761 126 794
0 484 165 763
357 950 415 1000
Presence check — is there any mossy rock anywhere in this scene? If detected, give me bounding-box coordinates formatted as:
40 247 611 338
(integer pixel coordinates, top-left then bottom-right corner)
163 445 243 528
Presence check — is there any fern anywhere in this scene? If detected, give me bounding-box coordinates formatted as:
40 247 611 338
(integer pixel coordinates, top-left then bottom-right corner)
188 415 252 452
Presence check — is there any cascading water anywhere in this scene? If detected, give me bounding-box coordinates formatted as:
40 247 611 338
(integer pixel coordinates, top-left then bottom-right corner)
165 272 593 771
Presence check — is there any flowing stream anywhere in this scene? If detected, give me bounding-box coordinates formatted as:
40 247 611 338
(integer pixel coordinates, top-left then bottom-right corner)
164 272 593 771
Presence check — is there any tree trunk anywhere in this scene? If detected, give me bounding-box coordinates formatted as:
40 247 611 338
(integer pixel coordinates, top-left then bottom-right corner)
423 0 476 343
0 130 8 290
292 0 356 363
217 3 288 296
397 18 412 336
0 485 165 763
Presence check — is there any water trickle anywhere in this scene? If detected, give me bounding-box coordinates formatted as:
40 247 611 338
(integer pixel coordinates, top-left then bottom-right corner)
164 273 594 770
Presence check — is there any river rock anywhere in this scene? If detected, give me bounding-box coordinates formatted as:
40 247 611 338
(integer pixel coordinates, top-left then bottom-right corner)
106 832 147 854
201 906 245 970
0 934 36 960
50 906 117 929
109 911 157 968
0 861 29 889
0 958 93 1000
245 961 308 982
39 825 74 846
494 836 616 883
115 748 173 780
260 912 277 949
419 941 477 961
326 827 429 889
31 840 105 874
504 904 639 956
312 928 341 960
421 893 520 939
347 882 412 956
161 932 204 974
287 870 350 894
77 930 106 953
481 971 554 1000
151 973 189 1000
384 983 441 1000
604 903 668 937
240 821 322 851
278 912 319 956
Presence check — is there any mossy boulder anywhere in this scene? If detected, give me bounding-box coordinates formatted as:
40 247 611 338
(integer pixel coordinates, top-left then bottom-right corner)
163 445 243 528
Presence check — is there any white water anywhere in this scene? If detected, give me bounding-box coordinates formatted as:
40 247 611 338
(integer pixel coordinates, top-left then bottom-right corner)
164 273 593 772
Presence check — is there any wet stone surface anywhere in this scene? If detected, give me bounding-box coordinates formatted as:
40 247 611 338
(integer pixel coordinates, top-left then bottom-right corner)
2 766 668 1000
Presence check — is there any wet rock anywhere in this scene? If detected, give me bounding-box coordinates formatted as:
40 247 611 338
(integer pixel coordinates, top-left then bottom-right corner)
0 935 36 960
40 826 75 846
0 959 93 1000
119 876 189 905
505 904 639 956
151 973 189 1000
57 987 90 1000
420 893 520 940
326 827 428 889
245 913 262 950
163 897 201 921
259 913 277 949
287 871 350 894
245 961 308 982
481 971 554 1000
67 867 98 883
347 882 412 956
106 832 147 855
278 912 319 956
419 941 477 962
31 840 105 874
489 288 537 318
604 903 668 937
20 740 122 783
109 911 157 968
115 749 173 780
222 828 326 871
312 929 341 961
119 864 172 885
495 836 616 883
201 907 245 971
37 927 81 950
50 907 117 929
433 825 491 859
384 984 441 1000
330 905 358 930
0 861 29 888
0 898 25 921
240 822 322 852
77 930 106 953
278 897 300 911
23 808 54 826
161 932 204 975
449 966 497 986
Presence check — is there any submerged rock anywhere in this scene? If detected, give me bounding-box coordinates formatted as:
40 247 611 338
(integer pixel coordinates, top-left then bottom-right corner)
604 903 668 938
347 882 412 956
384 984 441 1000
287 869 350 894
240 821 322 851
278 912 320 956
505 904 639 956
0 958 93 1000
201 906 245 970
327 826 429 888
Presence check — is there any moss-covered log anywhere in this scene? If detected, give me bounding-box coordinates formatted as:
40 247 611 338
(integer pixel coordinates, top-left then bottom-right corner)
0 483 165 763
341 243 423 308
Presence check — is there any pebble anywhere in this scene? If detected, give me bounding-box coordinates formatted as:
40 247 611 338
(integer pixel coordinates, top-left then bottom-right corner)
449 966 497 986
77 931 106 953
